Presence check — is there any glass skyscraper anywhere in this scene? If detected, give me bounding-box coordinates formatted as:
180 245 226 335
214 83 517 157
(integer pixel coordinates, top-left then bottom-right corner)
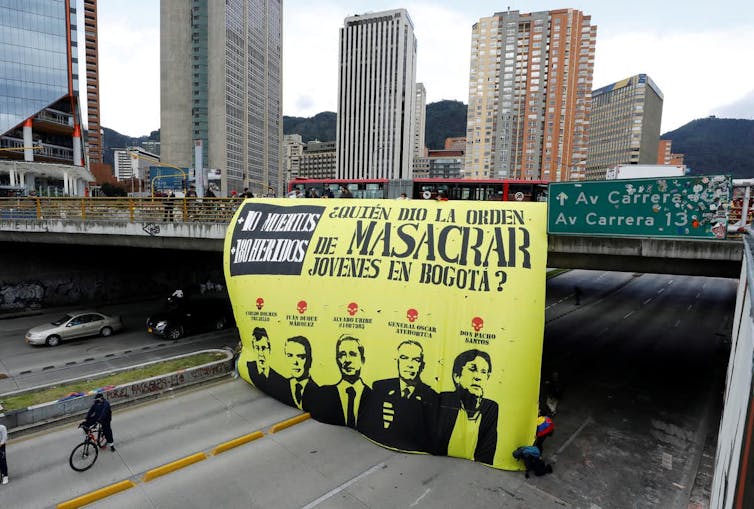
0 0 90 195
161 0 283 197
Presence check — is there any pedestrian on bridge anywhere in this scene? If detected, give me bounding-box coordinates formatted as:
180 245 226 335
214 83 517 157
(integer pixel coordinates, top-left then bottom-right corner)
163 192 175 222
0 423 8 484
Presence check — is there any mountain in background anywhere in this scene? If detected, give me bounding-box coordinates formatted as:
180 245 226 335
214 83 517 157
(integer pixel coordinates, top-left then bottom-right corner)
279 100 468 149
282 112 336 143
661 117 754 178
100 127 159 166
423 100 468 149
102 105 754 179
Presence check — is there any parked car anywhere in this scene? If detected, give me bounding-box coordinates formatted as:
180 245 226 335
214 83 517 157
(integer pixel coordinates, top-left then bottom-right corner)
25 311 125 346
146 293 235 340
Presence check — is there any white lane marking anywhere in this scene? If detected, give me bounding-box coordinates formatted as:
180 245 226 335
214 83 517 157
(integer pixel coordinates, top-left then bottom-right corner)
410 488 431 507
643 298 652 305
598 327 609 336
674 319 681 328
662 452 673 469
301 462 386 509
658 288 665 294
553 416 593 460
687 304 693 311
623 311 633 319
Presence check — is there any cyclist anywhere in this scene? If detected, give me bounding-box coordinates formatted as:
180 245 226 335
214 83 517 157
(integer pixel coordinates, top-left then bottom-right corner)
84 394 115 451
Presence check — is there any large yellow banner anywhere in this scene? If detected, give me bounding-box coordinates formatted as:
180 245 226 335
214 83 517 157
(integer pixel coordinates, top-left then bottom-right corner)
223 198 547 470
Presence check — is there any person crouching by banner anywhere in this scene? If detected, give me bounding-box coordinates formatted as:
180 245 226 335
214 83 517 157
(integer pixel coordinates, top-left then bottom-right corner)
360 340 438 452
512 445 553 478
433 349 498 464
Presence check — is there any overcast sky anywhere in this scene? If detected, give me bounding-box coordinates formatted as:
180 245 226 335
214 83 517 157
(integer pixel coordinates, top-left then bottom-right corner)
90 0 754 137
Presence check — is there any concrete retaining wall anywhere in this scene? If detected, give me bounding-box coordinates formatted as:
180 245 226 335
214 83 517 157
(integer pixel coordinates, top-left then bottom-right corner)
0 241 223 312
0 349 234 432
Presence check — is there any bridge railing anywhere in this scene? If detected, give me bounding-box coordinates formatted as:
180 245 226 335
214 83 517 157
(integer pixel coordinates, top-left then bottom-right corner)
3 180 754 230
710 226 754 507
0 197 243 224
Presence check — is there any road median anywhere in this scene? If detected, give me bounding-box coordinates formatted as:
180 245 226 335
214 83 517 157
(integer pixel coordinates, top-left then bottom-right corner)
0 348 235 433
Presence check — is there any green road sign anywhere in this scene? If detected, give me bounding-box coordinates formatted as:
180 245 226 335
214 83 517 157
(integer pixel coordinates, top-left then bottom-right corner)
547 175 731 238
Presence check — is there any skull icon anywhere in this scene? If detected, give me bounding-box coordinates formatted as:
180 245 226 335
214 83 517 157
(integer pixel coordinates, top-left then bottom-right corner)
347 302 359 316
471 316 484 332
406 308 419 323
255 297 264 310
297 300 307 314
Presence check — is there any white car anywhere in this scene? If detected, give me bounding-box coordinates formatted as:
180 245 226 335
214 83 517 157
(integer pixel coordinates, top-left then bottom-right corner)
25 311 124 347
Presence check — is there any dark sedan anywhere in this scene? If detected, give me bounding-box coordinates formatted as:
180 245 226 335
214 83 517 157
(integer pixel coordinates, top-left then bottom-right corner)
146 296 235 340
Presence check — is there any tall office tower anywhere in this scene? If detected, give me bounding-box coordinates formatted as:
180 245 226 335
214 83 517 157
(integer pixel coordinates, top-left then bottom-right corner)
464 9 596 182
83 0 102 165
414 83 427 158
161 0 283 197
336 9 417 180
586 74 663 180
0 0 92 195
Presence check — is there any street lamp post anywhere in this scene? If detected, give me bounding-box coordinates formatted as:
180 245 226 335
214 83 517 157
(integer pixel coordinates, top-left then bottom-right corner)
128 152 188 198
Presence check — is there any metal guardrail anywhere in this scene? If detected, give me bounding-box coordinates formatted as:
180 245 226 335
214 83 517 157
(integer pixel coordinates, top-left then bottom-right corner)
0 197 243 224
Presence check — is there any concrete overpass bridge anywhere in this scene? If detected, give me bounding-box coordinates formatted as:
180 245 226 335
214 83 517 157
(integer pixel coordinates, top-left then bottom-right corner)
1 196 753 506
0 196 743 278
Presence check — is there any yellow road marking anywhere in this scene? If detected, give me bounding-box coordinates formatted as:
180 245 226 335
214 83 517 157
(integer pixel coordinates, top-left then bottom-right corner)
143 452 207 482
57 480 135 509
212 430 264 455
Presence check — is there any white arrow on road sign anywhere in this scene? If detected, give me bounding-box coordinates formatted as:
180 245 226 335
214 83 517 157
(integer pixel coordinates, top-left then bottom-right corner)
557 192 569 206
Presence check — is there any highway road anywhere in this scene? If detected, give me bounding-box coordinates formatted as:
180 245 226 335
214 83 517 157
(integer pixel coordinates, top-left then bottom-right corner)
0 270 737 508
0 298 239 393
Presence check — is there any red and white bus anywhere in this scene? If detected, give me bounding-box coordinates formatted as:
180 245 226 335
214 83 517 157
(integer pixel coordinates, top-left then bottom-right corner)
287 178 549 202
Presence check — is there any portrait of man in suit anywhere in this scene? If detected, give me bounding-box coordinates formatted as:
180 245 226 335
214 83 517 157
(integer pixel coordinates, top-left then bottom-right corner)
434 349 498 464
304 335 371 428
246 327 287 400
360 340 438 452
280 335 319 410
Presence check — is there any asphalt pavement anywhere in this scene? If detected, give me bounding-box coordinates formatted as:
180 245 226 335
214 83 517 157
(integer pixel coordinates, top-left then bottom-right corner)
0 378 569 509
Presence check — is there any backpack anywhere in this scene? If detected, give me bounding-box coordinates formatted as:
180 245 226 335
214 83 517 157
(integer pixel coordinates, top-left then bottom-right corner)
536 416 554 437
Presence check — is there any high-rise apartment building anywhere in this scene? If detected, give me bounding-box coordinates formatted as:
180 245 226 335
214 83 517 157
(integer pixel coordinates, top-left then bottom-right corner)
0 0 93 196
426 149 464 179
336 9 417 180
161 0 283 197
586 74 663 180
83 0 102 165
465 9 596 181
283 134 303 182
657 139 684 166
414 83 427 158
301 141 336 179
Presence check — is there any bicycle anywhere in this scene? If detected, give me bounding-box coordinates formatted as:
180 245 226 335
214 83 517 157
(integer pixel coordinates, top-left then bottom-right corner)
69 422 108 472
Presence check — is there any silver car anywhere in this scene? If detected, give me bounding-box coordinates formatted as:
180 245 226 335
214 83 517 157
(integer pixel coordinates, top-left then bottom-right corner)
25 311 124 346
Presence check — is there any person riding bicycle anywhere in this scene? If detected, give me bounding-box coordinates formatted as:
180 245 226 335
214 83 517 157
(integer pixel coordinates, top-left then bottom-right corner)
83 394 115 451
